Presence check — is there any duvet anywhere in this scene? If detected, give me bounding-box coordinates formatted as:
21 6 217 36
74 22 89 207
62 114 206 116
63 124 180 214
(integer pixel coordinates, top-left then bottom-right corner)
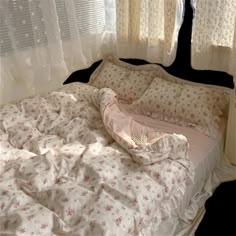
0 83 193 235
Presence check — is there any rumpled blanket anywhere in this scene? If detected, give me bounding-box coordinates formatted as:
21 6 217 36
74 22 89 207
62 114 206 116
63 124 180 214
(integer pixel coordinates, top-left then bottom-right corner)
0 83 194 236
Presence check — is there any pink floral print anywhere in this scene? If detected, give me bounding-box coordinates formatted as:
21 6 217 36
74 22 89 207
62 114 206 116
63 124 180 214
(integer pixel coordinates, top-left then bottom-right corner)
176 84 230 137
130 77 182 123
89 58 160 102
0 83 193 235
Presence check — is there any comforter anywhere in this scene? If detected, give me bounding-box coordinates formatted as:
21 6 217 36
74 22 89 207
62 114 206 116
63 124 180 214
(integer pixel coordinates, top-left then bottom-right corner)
0 83 193 235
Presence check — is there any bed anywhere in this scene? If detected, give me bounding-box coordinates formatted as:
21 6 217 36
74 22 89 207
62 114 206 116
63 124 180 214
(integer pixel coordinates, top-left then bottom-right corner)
0 57 233 235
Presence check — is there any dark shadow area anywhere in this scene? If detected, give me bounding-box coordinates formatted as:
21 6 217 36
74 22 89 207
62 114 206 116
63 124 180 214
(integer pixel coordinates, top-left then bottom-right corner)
64 0 234 88
195 181 236 235
64 60 102 84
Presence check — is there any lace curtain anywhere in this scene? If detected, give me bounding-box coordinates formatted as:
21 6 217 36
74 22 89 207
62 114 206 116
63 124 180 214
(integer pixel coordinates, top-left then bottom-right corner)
0 0 116 105
116 0 185 66
191 0 236 165
0 0 184 105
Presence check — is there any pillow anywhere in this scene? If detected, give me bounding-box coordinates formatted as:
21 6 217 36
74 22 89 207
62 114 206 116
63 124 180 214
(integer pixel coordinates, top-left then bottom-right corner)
115 70 157 102
90 56 231 130
175 84 230 137
130 77 183 123
89 57 161 101
90 61 130 90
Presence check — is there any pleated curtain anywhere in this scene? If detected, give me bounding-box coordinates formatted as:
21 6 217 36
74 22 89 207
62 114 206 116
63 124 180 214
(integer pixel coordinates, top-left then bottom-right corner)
116 0 185 66
191 0 236 165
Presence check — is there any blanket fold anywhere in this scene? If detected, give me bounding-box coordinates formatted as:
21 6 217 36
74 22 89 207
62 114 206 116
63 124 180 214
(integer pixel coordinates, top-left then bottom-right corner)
100 88 191 167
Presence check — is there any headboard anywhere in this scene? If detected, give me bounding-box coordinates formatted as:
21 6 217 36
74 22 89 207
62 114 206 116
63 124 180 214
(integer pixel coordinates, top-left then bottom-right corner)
64 0 234 89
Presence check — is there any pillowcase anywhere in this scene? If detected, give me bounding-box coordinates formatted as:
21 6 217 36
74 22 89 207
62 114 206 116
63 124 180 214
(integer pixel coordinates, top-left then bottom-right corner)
90 57 230 137
175 84 230 137
89 58 161 101
90 61 130 90
115 70 157 102
130 77 182 123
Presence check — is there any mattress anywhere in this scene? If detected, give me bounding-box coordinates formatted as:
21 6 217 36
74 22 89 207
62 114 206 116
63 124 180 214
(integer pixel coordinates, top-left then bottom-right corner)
152 117 227 214
121 112 228 235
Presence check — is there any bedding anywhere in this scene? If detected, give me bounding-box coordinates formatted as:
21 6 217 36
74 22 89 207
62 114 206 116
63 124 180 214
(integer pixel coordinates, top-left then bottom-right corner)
117 110 232 235
152 121 231 236
89 57 232 92
90 60 157 102
129 77 182 123
128 79 229 138
89 57 231 138
175 84 230 138
123 114 226 209
0 83 194 235
90 61 130 92
100 88 190 166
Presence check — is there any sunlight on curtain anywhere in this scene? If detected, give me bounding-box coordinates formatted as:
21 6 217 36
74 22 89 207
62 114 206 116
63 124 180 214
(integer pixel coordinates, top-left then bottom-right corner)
225 83 236 165
0 0 183 105
0 0 116 105
191 0 236 166
116 0 185 66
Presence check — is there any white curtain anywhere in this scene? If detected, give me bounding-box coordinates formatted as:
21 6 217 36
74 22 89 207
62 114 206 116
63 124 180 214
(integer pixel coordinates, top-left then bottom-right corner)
0 0 116 105
191 0 236 165
115 0 185 66
225 85 236 165
0 0 184 105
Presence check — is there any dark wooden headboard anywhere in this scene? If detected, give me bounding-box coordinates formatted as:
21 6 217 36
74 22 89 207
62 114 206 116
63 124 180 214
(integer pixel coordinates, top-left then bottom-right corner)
64 0 234 89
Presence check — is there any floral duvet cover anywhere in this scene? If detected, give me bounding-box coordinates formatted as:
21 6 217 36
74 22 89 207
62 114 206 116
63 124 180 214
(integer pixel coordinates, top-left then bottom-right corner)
0 83 193 236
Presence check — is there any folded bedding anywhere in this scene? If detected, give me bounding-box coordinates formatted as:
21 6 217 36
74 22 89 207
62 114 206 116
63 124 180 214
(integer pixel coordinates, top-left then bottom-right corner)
0 83 194 235
100 88 191 167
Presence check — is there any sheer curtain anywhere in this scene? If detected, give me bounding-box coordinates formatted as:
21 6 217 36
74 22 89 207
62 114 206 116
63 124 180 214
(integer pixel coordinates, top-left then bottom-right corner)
116 0 185 66
191 0 236 165
0 0 183 105
0 0 116 105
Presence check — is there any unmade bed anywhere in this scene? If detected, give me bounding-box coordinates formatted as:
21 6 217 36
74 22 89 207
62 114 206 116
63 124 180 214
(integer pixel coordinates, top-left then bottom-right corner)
0 57 232 235
145 117 227 235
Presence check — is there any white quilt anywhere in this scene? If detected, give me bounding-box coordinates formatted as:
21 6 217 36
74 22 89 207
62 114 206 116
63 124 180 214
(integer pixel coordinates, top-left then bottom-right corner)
0 83 194 236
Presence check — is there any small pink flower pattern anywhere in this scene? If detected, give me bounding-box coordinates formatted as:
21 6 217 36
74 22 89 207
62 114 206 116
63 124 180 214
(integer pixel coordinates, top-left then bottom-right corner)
115 216 122 226
41 224 48 229
27 215 34 221
131 77 182 123
105 205 113 211
66 207 74 216
18 228 25 233
145 207 151 216
0 202 5 210
13 200 20 208
0 83 193 235
176 84 230 137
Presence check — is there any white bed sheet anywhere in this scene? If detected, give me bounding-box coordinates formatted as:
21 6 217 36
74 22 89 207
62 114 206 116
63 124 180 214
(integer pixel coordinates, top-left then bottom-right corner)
164 118 226 215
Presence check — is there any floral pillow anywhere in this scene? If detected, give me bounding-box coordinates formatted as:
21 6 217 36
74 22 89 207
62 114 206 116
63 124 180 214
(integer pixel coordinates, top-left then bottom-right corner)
89 58 160 102
90 61 130 91
130 77 183 123
115 70 157 102
175 84 229 137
